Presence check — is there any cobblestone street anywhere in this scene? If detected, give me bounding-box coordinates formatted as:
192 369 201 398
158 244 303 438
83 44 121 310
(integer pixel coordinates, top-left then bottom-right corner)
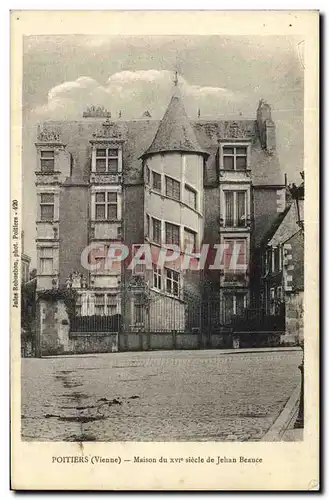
21 349 302 442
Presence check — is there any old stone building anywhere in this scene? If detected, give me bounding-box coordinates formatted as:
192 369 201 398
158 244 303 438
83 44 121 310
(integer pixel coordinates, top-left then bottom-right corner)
257 179 304 344
34 85 286 337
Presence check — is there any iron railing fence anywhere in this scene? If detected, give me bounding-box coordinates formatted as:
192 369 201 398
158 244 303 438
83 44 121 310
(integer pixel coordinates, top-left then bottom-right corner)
70 296 286 334
230 307 286 332
70 314 122 333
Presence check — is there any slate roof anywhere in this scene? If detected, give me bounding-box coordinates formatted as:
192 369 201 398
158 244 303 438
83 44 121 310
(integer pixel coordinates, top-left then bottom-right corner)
36 112 283 186
260 205 292 247
141 95 208 158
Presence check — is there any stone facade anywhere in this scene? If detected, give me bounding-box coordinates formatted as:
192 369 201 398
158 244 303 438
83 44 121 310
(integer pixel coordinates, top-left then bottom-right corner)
285 291 304 345
258 183 304 344
38 299 118 355
36 296 280 355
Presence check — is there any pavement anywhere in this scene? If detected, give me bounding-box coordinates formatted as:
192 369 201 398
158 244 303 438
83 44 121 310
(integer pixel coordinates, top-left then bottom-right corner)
21 348 303 442
261 379 303 442
282 427 303 441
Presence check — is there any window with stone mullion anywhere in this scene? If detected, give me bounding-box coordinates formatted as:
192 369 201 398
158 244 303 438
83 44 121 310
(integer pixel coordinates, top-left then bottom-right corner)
165 222 180 246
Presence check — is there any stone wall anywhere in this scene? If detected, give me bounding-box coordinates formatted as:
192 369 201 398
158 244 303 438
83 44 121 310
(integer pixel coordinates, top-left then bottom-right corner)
38 297 284 355
69 333 118 354
39 299 66 355
39 299 118 356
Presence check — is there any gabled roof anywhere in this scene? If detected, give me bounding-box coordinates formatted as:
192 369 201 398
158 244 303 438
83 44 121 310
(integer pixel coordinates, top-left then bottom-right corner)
140 95 208 158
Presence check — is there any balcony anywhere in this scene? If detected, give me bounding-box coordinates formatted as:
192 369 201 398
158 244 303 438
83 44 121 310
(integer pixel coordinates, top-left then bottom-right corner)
219 215 252 229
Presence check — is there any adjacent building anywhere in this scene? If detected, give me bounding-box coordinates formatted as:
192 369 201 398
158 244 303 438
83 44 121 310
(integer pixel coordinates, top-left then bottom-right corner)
258 180 304 343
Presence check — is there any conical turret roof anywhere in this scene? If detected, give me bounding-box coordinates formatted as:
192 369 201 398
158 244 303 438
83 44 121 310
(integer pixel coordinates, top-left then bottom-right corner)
141 94 208 158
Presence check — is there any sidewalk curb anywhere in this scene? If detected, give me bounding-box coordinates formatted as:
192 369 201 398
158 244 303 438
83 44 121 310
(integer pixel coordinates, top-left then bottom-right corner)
38 346 302 359
37 346 302 359
215 347 302 355
261 383 301 442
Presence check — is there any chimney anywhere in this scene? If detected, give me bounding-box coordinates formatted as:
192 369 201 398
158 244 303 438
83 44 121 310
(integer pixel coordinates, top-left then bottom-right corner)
256 99 276 152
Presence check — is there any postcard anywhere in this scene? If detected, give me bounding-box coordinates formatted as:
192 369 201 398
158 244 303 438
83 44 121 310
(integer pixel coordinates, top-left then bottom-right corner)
11 10 319 490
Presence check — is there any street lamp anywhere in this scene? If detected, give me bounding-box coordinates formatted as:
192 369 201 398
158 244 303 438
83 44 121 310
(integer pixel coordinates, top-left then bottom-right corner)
289 173 304 429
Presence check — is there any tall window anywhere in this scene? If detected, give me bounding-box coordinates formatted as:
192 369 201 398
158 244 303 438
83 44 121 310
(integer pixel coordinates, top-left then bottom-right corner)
106 294 118 316
39 247 53 274
165 222 180 246
265 248 272 274
223 239 247 276
224 293 247 321
133 294 144 325
131 244 146 276
224 191 234 226
273 247 281 273
75 294 82 316
95 192 118 220
263 253 268 275
184 228 196 251
278 245 283 271
223 146 247 171
146 214 150 238
40 150 55 173
224 294 234 321
165 268 179 297
153 264 162 290
95 293 105 315
165 176 180 201
152 171 161 192
92 245 109 272
40 193 55 220
92 294 118 316
270 288 276 315
152 218 161 244
277 286 283 302
236 294 246 316
95 148 119 173
224 191 247 227
185 185 197 210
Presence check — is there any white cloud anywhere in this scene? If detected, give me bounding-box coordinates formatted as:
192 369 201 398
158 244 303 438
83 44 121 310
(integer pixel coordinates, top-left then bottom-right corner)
32 69 252 121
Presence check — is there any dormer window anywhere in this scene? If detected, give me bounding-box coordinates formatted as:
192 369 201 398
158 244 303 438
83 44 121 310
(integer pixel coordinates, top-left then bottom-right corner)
40 150 55 173
223 146 247 171
95 148 119 173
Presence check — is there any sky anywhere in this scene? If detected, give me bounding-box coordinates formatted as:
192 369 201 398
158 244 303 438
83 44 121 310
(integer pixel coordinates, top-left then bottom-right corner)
22 35 304 267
